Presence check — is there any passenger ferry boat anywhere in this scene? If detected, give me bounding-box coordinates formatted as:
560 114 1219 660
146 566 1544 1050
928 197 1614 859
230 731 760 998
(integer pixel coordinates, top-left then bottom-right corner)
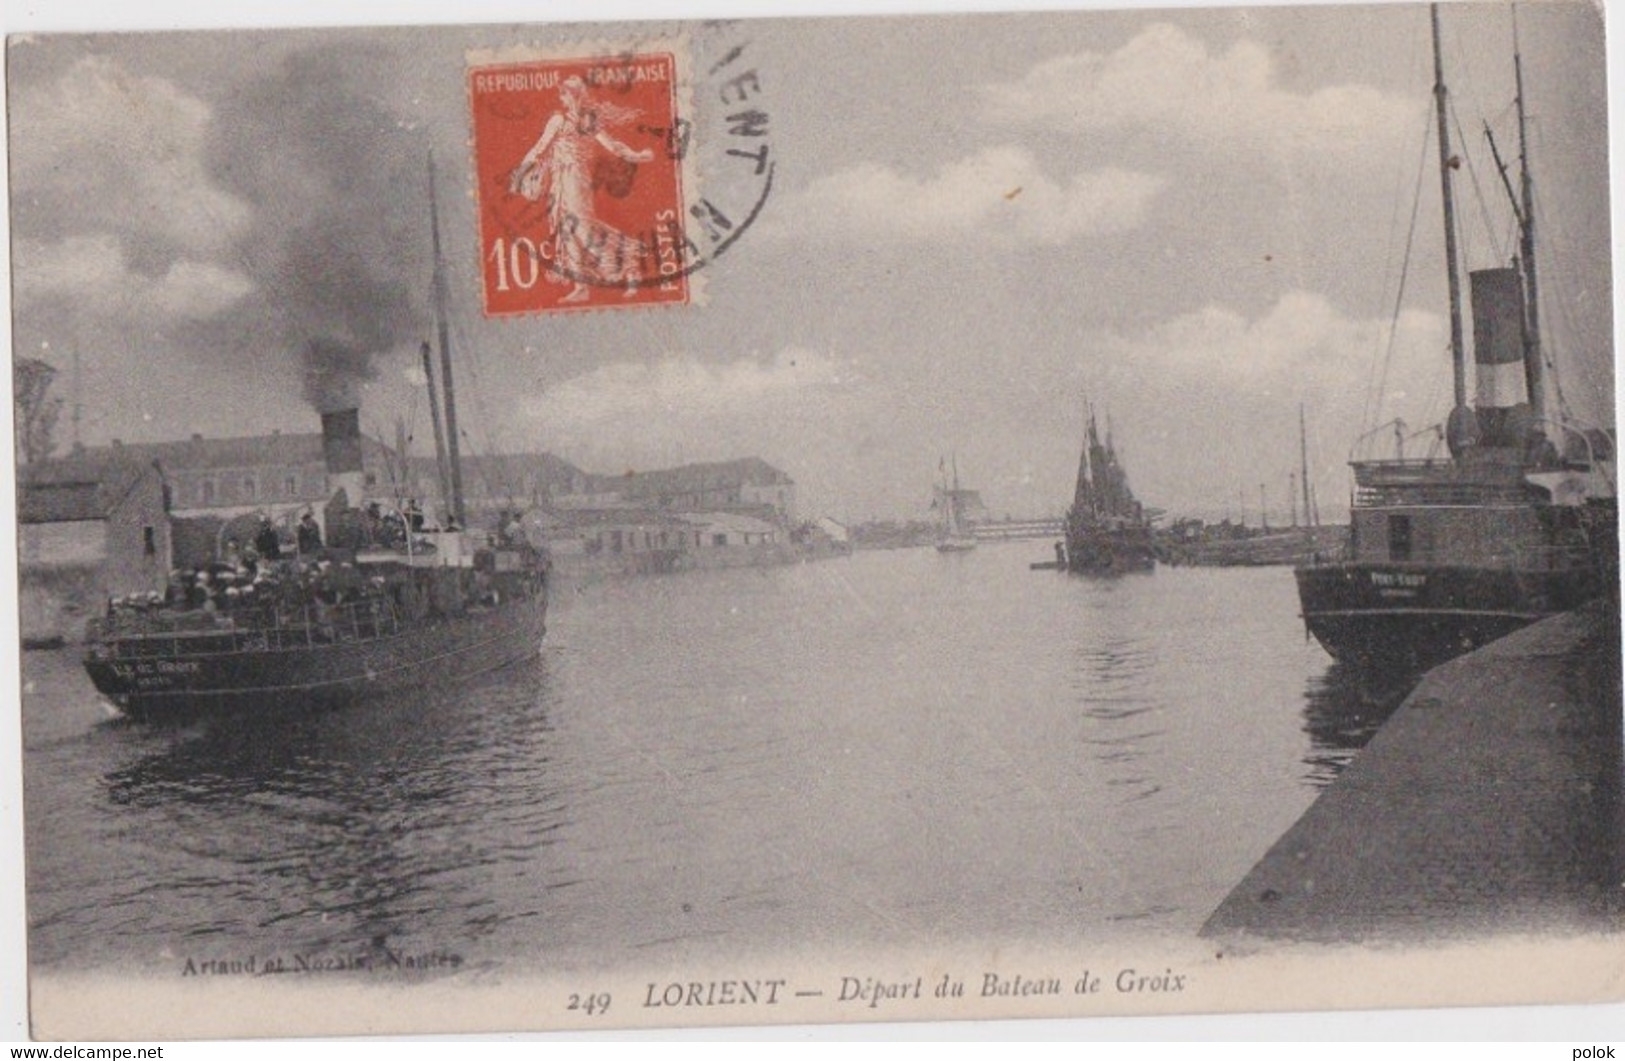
83 534 548 721
82 165 550 720
1295 6 1616 671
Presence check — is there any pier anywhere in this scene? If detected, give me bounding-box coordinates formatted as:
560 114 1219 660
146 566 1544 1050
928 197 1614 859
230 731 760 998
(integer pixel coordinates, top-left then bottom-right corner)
974 518 1063 542
1204 601 1623 942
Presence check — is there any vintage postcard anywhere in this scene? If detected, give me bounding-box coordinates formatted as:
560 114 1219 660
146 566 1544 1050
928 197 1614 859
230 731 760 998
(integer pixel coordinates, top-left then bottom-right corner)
4 0 1622 1041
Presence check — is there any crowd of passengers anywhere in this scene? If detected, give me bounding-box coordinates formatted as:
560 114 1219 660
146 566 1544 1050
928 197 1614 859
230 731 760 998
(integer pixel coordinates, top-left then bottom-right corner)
102 508 540 632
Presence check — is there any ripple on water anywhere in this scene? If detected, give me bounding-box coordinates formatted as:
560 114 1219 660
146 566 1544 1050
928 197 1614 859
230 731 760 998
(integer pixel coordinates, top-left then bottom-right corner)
25 550 1356 971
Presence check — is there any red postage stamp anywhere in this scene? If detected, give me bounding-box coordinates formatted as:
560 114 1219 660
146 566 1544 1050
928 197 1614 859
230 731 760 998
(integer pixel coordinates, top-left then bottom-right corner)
469 46 691 315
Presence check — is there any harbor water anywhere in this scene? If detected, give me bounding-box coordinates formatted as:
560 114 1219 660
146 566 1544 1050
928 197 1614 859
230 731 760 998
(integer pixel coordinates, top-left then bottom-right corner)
21 541 1402 976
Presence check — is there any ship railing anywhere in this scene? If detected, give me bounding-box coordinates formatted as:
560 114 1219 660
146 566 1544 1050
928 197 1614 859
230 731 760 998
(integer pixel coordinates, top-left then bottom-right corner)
1348 419 1448 463
1353 482 1531 507
90 595 405 659
1318 544 1594 573
258 596 405 651
1531 415 1618 493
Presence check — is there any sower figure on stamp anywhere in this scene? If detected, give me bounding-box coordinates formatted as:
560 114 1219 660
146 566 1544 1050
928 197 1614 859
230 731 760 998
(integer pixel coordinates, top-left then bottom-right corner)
508 75 655 303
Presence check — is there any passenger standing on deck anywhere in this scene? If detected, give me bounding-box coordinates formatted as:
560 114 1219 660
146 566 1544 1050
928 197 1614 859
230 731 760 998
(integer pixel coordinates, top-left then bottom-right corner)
297 511 323 555
255 517 282 562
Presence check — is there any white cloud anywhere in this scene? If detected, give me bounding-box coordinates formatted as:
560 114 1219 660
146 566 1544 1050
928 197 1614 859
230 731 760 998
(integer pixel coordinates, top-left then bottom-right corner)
12 234 129 298
10 55 252 255
772 146 1166 244
1084 291 1459 513
15 234 252 320
148 260 255 319
524 348 882 476
981 23 1419 163
533 348 847 426
1106 290 1442 404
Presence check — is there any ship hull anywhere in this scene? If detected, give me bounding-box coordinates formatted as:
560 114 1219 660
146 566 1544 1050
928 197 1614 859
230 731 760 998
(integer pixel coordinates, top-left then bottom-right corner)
1065 528 1157 575
84 594 547 721
1295 562 1597 671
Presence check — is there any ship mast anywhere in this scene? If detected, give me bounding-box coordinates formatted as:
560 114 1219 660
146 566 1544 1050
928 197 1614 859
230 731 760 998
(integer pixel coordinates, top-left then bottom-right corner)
1072 402 1096 519
1299 403 1314 528
1483 9 1549 436
1432 4 1474 455
429 153 468 527
1512 12 1546 426
419 339 453 518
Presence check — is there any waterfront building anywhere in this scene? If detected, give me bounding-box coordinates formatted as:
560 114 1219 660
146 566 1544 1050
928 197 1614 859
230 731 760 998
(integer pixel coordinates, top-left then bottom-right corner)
61 428 399 522
18 455 172 642
406 452 589 519
400 452 796 525
602 458 797 520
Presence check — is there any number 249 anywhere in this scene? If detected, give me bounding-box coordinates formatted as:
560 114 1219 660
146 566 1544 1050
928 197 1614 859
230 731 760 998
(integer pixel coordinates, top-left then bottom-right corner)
568 992 611 1016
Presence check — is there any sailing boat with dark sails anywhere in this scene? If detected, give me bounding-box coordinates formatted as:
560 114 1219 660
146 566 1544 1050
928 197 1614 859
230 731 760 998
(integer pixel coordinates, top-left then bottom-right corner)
1295 5 1615 671
81 164 550 720
1065 409 1156 574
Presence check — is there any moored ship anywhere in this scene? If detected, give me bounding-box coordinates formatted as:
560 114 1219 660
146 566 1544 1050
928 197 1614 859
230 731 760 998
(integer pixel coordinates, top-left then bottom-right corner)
1064 409 1156 574
1295 5 1616 671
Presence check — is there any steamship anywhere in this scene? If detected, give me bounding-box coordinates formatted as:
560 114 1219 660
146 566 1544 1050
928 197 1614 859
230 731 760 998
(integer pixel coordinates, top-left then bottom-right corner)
1295 6 1615 671
81 169 549 721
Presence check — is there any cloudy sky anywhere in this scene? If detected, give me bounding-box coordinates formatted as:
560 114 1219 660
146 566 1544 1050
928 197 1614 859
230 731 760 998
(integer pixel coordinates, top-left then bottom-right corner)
5 0 1613 523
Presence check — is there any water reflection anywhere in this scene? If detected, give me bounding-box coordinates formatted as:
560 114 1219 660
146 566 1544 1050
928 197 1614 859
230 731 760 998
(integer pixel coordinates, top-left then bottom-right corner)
97 658 564 959
1300 662 1417 786
1074 632 1164 806
25 553 1354 971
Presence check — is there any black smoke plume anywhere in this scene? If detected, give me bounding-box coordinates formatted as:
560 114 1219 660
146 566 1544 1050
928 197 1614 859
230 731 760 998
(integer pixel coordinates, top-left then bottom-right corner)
205 45 431 413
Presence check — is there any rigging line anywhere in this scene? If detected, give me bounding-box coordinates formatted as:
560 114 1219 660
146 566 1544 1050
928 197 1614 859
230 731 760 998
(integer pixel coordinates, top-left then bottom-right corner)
369 422 405 501
1419 342 1450 435
1532 270 1579 422
1528 180 1606 415
1368 104 1435 435
1528 141 1607 367
444 290 526 511
428 201 519 516
398 384 426 505
450 323 517 502
1363 93 1432 432
1361 29 1431 431
1447 96 1506 265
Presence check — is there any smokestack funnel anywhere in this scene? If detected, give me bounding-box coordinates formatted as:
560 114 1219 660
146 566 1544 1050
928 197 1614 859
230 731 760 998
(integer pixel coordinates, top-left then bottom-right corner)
1471 268 1530 444
320 407 366 507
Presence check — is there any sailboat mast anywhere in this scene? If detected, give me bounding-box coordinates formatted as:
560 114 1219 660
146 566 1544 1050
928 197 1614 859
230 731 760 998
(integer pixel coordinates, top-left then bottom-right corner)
71 346 82 451
429 153 467 527
1513 17 1546 424
1431 4 1470 423
1299 403 1313 528
950 453 962 533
